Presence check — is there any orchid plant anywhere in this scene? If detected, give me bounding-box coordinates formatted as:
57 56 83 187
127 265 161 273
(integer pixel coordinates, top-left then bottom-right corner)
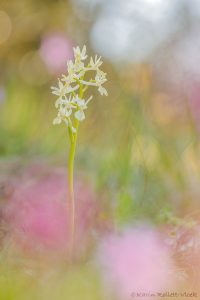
51 45 107 257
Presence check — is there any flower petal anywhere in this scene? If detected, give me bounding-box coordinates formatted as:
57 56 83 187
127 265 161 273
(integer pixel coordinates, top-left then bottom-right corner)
98 86 108 96
75 110 85 121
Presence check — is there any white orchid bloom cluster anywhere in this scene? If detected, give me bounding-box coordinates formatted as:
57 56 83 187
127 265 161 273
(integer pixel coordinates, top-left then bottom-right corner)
51 45 107 132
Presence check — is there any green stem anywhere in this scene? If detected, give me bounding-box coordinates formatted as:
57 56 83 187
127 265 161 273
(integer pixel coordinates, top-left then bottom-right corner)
67 81 83 260
68 119 79 259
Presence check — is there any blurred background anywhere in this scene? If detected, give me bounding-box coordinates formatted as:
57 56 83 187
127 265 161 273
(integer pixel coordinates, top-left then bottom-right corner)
1 0 200 299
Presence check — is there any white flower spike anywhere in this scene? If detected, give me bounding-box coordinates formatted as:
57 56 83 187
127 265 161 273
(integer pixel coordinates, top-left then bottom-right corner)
51 45 108 258
51 45 108 131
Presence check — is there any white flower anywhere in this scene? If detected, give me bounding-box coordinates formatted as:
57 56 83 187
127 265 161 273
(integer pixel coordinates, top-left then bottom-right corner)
73 96 87 108
90 55 103 69
73 96 93 122
59 106 72 119
51 81 79 98
67 59 85 77
98 85 108 96
95 69 107 85
51 80 64 96
75 110 85 121
73 45 87 61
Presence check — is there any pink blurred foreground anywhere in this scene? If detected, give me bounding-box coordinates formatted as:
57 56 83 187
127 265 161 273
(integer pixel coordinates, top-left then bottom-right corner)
3 164 98 260
98 227 176 300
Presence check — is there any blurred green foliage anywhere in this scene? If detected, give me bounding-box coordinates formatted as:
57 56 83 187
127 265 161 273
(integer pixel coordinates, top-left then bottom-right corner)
0 262 103 300
1 0 200 228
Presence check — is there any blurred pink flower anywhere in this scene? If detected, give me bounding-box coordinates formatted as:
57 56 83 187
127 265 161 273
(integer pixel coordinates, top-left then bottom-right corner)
39 33 73 74
98 226 175 300
3 165 98 259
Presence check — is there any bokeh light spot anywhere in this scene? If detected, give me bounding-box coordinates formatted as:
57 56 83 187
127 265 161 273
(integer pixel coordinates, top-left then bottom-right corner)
39 33 73 74
19 51 50 86
0 11 12 44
